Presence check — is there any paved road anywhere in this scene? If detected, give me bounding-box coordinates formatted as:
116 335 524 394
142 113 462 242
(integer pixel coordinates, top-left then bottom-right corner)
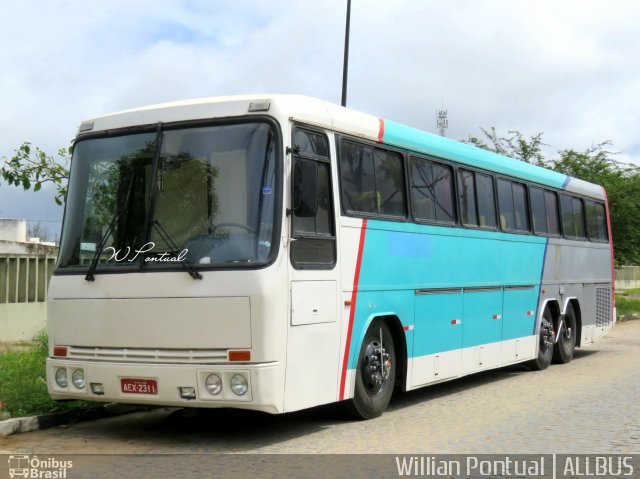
1 320 639 456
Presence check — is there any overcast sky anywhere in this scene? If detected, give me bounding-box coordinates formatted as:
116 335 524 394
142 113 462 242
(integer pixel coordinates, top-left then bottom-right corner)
1 0 639 239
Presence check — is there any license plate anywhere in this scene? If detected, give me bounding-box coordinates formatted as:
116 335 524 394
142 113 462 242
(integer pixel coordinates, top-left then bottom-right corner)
120 378 158 395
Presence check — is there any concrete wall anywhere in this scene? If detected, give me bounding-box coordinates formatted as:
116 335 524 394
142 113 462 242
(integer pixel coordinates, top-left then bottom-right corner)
0 303 47 341
0 219 27 242
615 266 640 291
0 240 58 255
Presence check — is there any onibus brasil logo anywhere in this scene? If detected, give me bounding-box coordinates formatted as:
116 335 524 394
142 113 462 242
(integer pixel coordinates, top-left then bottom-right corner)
7 455 72 478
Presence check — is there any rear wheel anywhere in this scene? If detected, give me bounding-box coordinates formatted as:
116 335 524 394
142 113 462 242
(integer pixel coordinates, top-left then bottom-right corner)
528 306 554 371
553 304 577 364
345 320 396 419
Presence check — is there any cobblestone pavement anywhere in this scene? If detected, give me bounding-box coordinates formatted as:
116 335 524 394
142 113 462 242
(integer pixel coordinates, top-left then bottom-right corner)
1 321 638 455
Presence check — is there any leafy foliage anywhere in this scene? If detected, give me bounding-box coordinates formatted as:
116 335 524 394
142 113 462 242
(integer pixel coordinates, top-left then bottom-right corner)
0 330 89 417
0 141 70 205
465 128 640 266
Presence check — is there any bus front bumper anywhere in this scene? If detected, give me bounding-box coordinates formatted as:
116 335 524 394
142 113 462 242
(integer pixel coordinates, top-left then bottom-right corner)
46 359 284 414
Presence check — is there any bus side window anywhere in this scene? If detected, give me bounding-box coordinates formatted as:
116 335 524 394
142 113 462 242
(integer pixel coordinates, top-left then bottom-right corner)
340 140 406 218
530 187 547 234
560 194 575 237
572 197 586 238
410 157 455 224
497 179 529 233
458 169 477 226
476 173 496 228
340 141 376 214
585 200 608 241
544 190 560 235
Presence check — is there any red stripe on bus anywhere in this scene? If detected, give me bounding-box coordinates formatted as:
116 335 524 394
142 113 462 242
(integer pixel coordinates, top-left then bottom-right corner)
377 118 385 143
339 218 368 401
602 187 616 313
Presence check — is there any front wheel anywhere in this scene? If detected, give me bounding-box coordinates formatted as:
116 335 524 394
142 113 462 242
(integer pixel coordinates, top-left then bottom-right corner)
528 306 554 371
345 320 396 419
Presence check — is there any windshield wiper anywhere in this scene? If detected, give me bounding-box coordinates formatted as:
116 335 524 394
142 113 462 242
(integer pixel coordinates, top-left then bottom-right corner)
150 220 203 280
85 176 136 282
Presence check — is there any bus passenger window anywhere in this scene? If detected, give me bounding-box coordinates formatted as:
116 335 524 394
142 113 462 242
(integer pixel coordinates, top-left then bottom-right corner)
340 142 376 214
410 158 455 224
476 173 496 228
458 169 477 226
530 187 547 234
544 190 560 235
340 140 406 218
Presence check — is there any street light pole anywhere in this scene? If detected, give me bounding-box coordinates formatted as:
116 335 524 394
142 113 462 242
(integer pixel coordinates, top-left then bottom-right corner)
341 0 352 107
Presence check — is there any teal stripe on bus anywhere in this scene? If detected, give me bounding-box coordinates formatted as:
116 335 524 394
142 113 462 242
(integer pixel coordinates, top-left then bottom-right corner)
346 220 547 367
382 119 568 190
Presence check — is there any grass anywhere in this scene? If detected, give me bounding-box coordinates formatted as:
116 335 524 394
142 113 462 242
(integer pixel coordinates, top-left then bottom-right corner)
616 295 640 317
0 330 90 418
618 288 640 296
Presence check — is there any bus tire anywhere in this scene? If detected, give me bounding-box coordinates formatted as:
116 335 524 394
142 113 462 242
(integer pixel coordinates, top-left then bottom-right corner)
346 320 396 419
553 304 577 364
528 306 554 371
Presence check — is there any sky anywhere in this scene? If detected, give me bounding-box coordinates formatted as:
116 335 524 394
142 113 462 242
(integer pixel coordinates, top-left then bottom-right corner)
1 0 639 240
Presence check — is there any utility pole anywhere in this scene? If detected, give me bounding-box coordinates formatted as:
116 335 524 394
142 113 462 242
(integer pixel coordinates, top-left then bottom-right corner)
436 108 448 137
341 0 352 107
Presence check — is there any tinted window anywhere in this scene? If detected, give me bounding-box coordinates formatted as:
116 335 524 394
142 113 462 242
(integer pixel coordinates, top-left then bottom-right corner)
340 141 405 217
410 158 454 223
512 183 529 231
497 179 528 232
293 161 333 236
476 173 496 228
458 170 477 226
560 195 574 236
497 179 515 230
293 129 329 157
374 149 405 216
340 142 375 213
544 191 559 235
530 187 547 234
572 197 586 238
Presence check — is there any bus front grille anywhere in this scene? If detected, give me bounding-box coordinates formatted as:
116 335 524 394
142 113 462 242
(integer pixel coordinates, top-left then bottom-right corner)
67 346 228 364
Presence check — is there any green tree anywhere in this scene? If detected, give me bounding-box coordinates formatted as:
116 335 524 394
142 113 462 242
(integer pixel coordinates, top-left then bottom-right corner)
465 127 547 166
0 142 70 205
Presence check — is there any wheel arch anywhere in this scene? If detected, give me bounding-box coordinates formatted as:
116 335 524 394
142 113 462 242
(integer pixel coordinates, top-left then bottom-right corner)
358 313 408 393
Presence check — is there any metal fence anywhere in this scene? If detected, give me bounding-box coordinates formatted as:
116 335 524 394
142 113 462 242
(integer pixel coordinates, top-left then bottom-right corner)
0 254 57 304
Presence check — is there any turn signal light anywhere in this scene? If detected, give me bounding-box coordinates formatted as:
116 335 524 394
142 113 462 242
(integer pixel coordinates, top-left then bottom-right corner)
53 346 68 357
228 351 250 362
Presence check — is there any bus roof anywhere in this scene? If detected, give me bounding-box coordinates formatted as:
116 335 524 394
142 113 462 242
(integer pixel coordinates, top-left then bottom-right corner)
80 94 604 200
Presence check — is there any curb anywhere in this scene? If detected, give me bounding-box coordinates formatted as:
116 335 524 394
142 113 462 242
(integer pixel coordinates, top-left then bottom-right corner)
0 404 151 437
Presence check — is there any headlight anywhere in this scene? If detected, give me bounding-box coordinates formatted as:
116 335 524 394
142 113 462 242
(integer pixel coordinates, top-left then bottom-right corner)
55 368 68 388
71 369 85 389
205 374 222 395
230 374 248 396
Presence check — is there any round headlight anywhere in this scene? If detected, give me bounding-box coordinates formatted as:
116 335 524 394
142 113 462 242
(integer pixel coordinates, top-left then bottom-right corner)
230 374 248 396
205 374 222 395
71 369 85 389
55 368 68 388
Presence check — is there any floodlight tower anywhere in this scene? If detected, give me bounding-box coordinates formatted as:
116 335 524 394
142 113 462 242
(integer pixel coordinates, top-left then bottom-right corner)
436 108 448 137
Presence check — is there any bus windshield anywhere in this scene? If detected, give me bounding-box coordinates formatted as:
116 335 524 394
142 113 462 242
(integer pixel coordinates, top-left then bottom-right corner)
58 121 278 272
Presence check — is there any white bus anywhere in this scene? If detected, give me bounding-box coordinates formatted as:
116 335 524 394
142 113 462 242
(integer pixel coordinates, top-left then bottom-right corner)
47 95 614 419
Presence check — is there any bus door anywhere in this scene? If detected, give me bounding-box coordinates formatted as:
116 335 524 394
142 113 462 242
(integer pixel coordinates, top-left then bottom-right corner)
283 126 341 412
